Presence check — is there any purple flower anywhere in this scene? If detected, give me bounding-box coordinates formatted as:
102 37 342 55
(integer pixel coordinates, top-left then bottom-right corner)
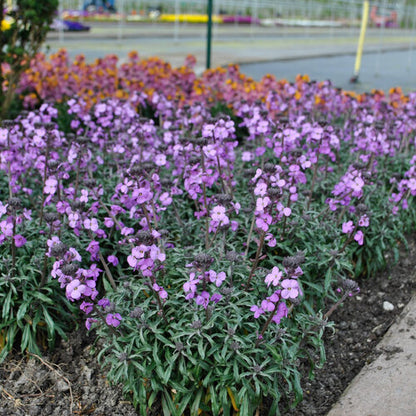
210 205 229 225
271 303 288 325
98 298 111 309
133 187 153 204
107 255 119 266
104 217 114 227
255 196 270 213
80 301 94 314
86 240 100 261
13 234 27 248
85 318 98 330
354 230 364 245
84 218 99 231
183 272 200 297
358 215 369 227
195 291 210 308
153 283 168 299
66 279 86 301
342 220 354 234
208 270 226 287
261 299 275 312
264 266 283 287
250 305 264 318
210 293 222 304
281 279 299 299
44 177 58 194
0 220 13 237
106 313 122 327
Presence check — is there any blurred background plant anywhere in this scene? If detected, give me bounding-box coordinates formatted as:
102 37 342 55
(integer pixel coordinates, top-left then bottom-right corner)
0 0 58 119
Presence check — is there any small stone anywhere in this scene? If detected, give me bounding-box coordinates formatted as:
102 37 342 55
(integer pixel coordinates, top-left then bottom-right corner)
372 324 385 336
383 301 394 311
350 322 358 330
339 321 348 329
56 379 70 392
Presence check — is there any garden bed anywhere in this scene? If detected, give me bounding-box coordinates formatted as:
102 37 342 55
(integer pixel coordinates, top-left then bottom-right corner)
1 235 415 416
1 48 416 416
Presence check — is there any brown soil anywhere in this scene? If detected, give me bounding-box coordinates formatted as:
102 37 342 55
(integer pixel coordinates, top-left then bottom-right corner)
1 238 415 416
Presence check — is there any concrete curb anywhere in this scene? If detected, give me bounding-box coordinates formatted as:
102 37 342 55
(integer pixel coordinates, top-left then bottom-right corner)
326 294 416 416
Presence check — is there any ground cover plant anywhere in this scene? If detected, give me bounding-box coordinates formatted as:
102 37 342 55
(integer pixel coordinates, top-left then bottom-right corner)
1 51 416 415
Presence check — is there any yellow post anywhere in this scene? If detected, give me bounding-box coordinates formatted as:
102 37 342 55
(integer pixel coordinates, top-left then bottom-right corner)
352 0 370 82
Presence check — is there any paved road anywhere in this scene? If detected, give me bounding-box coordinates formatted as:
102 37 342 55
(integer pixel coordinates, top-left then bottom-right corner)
239 49 416 93
45 22 416 93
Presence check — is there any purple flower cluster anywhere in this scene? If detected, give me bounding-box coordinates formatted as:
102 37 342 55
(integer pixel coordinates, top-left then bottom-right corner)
2 71 416 339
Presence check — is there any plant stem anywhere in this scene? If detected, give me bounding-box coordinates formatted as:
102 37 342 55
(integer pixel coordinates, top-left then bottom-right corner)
246 230 265 288
244 215 256 257
306 151 321 211
11 217 16 277
98 252 117 291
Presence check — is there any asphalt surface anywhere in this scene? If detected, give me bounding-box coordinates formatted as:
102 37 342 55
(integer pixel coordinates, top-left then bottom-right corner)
240 49 416 93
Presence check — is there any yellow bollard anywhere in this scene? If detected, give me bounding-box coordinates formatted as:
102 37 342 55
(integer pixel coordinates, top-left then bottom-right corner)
351 0 370 83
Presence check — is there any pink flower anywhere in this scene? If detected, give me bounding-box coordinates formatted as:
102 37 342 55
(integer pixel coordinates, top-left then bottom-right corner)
281 279 299 299
44 177 58 194
153 283 168 299
354 230 364 245
155 154 167 166
250 305 264 318
195 291 210 308
358 215 369 227
208 270 226 287
271 303 288 324
84 218 99 231
133 187 153 204
14 234 27 248
107 255 119 266
342 220 354 234
159 192 172 206
261 299 275 312
66 279 86 301
264 266 283 287
256 196 270 213
210 205 229 224
106 313 122 327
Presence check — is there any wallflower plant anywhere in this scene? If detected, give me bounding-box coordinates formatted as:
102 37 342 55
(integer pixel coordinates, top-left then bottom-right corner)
1 54 416 415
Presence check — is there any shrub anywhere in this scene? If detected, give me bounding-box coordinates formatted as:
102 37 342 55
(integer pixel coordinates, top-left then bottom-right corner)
0 0 58 118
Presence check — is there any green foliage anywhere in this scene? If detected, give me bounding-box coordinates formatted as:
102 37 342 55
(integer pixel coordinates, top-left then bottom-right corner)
0 247 77 362
0 0 58 118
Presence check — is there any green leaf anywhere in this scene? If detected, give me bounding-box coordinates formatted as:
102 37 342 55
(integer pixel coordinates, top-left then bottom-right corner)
16 301 30 322
324 267 333 293
32 291 53 305
162 389 178 416
190 388 203 416
20 324 31 353
197 338 206 360
41 306 55 336
2 291 13 320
